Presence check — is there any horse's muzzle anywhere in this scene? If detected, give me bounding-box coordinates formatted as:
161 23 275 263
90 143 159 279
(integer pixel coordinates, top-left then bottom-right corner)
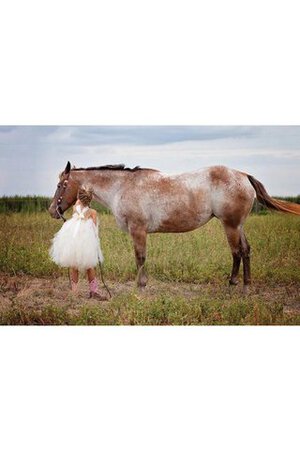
48 204 61 219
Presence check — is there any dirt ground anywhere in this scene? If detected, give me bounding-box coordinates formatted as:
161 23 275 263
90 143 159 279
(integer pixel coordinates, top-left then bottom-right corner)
1 273 300 316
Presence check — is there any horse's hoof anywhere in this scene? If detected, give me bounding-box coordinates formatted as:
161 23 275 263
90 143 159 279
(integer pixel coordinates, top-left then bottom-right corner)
243 285 250 296
229 279 239 286
137 276 148 289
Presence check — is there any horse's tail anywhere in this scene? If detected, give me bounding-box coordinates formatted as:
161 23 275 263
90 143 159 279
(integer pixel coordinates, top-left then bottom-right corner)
247 174 300 216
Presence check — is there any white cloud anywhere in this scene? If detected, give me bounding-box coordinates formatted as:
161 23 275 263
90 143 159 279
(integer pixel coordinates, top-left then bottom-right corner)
1 126 300 196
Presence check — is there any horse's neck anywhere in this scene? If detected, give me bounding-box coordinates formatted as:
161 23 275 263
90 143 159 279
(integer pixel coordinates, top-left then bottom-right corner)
72 171 126 209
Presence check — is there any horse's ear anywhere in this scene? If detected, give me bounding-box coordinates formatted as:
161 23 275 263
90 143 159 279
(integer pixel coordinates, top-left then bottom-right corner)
64 161 71 174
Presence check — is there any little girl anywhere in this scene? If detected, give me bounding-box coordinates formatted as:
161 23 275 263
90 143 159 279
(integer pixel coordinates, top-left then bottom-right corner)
49 186 106 299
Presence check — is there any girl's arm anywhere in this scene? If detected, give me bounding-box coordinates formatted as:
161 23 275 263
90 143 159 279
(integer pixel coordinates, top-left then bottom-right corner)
90 209 98 226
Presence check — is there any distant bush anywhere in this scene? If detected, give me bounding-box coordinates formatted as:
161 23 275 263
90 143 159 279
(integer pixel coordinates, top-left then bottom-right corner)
0 196 52 213
251 196 300 214
277 195 300 204
0 196 110 214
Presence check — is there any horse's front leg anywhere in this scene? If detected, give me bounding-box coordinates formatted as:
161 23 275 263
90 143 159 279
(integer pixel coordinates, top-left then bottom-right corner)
129 225 148 288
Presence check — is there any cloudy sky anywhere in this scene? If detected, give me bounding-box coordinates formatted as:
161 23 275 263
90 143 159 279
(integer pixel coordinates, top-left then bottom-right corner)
0 126 300 196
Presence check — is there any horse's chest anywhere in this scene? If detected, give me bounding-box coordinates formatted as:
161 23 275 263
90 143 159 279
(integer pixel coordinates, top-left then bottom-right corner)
114 213 129 232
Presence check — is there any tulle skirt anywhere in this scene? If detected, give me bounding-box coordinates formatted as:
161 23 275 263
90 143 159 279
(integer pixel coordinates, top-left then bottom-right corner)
49 217 104 271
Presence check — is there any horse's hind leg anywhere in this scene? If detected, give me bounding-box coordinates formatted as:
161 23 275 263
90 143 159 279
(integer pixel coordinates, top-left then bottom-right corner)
129 225 148 288
223 224 242 286
223 223 251 294
241 230 251 295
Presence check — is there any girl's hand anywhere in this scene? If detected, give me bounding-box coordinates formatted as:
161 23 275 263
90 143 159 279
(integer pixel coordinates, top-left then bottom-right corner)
91 210 97 226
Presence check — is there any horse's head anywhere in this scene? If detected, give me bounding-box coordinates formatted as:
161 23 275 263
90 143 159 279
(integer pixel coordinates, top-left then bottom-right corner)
48 161 79 219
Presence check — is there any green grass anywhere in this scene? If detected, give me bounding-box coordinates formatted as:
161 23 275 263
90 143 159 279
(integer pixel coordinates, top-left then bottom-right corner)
1 294 299 326
1 212 300 283
0 211 300 325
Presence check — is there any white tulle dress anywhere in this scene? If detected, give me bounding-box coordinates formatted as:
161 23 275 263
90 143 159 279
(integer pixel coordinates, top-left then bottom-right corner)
49 204 104 271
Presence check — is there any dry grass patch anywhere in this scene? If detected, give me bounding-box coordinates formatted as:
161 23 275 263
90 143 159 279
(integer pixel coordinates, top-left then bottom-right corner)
0 212 299 324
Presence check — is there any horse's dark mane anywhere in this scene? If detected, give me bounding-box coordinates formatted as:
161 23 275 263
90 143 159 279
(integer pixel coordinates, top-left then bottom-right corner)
72 164 145 172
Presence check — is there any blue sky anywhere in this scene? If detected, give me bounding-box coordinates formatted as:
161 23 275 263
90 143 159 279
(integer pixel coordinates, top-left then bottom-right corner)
0 126 300 196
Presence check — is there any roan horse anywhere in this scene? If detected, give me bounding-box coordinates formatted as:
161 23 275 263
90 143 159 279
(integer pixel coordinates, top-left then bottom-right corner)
49 161 300 294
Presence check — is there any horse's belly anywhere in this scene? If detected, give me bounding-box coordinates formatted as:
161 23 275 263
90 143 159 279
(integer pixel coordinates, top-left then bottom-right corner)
150 208 212 233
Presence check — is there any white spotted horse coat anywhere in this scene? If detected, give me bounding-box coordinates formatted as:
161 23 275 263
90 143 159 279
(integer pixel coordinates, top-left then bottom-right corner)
49 162 300 294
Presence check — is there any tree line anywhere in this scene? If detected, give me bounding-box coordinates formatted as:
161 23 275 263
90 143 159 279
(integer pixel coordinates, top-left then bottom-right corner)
0 196 110 214
0 195 299 214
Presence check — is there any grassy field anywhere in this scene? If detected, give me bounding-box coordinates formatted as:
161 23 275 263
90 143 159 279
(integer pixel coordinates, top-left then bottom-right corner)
0 211 300 325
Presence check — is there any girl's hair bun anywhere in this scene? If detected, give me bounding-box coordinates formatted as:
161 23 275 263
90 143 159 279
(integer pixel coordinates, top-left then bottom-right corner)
78 185 93 206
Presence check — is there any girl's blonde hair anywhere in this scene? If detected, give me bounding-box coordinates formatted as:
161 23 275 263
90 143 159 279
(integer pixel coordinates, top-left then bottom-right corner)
78 186 93 206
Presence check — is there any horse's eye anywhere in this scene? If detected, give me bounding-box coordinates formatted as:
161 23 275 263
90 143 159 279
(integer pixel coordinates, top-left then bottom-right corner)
57 184 61 189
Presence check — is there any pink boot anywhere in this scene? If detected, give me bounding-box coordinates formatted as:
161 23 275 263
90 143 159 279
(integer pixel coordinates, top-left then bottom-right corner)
89 278 107 300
